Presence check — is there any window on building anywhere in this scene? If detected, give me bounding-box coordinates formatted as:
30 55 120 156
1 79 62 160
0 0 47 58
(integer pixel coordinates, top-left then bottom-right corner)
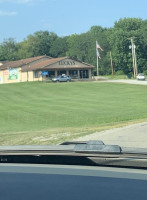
80 70 89 79
58 70 66 76
34 71 40 78
48 71 55 78
69 70 78 79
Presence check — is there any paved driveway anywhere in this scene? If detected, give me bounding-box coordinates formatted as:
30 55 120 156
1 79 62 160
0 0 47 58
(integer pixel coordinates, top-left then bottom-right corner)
106 79 147 85
76 122 147 148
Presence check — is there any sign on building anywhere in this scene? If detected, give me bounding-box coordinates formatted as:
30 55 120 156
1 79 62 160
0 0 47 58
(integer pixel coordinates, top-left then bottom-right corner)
4 70 9 75
9 69 18 80
41 71 49 76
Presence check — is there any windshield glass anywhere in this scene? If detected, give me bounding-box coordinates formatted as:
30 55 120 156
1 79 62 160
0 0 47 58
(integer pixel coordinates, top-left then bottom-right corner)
0 0 147 149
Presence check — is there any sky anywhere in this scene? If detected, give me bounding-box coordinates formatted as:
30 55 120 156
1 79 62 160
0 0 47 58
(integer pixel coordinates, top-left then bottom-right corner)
0 0 147 42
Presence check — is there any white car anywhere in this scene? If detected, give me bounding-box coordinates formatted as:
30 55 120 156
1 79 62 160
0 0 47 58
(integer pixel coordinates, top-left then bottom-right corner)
137 73 145 80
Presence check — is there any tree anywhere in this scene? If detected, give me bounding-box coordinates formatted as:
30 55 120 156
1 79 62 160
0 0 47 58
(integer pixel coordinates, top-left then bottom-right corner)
49 36 69 57
0 38 18 61
107 18 143 75
136 20 147 73
66 26 110 75
19 31 58 58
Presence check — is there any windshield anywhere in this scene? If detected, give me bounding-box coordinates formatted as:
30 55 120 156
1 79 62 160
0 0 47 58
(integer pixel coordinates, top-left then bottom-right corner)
0 0 147 150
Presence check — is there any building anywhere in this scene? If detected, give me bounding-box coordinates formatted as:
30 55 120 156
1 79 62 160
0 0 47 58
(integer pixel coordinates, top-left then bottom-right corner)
0 56 95 84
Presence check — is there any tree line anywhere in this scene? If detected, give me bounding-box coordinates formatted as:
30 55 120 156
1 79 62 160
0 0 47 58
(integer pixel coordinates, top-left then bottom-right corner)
0 18 147 76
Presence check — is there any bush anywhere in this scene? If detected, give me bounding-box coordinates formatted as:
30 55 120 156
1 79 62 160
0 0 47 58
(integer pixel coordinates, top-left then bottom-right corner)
115 70 125 75
143 70 147 75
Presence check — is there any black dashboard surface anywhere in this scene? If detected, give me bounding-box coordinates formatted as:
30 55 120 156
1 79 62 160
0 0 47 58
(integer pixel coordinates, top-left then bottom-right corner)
1 171 147 200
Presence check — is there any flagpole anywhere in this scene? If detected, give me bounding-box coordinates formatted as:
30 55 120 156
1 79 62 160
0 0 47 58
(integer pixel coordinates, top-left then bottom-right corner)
96 41 99 76
97 54 99 76
96 40 103 76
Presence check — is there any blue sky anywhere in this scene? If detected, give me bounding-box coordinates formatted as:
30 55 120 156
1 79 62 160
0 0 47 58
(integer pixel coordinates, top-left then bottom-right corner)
0 0 147 42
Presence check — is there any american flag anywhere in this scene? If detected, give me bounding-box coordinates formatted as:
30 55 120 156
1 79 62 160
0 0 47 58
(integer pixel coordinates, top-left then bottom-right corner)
96 41 103 51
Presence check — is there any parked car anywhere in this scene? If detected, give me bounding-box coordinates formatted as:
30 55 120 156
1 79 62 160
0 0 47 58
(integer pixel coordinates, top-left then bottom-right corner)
136 73 145 80
52 75 71 82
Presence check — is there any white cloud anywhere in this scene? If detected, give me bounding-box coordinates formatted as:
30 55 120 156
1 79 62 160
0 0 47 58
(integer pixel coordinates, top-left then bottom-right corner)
13 0 36 4
0 0 30 3
0 0 46 4
0 10 17 16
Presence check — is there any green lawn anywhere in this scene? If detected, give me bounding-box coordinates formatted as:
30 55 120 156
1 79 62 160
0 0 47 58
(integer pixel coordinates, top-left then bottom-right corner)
0 81 147 145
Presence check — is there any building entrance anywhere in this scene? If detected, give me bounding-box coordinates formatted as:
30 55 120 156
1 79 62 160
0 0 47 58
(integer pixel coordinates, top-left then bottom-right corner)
80 70 89 79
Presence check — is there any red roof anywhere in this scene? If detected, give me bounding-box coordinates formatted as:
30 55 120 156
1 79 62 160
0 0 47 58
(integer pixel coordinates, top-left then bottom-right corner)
0 55 51 70
0 56 95 71
22 57 94 71
22 57 67 71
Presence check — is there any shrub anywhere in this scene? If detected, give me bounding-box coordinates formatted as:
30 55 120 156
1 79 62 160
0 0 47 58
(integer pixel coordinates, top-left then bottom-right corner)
115 70 125 75
143 70 147 75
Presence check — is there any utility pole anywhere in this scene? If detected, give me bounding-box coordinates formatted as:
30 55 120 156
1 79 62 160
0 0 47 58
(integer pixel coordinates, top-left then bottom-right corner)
129 37 138 78
110 51 114 76
134 45 138 75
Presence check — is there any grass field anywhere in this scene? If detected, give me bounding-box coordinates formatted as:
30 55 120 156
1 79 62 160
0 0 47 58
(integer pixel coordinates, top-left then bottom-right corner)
0 81 147 145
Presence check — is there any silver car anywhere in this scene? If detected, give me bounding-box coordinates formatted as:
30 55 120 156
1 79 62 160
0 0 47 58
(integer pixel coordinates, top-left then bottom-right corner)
52 75 71 82
137 73 145 80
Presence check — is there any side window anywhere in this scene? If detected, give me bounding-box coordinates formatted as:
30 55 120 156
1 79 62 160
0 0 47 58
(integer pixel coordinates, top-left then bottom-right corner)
34 71 40 78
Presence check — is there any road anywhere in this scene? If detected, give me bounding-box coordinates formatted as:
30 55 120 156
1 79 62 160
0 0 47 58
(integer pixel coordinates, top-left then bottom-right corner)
76 122 147 148
105 79 147 85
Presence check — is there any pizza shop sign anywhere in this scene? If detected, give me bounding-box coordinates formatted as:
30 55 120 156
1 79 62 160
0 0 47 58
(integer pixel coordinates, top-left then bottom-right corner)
59 61 75 65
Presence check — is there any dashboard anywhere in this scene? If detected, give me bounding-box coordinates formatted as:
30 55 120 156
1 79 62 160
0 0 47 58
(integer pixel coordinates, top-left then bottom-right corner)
0 163 147 200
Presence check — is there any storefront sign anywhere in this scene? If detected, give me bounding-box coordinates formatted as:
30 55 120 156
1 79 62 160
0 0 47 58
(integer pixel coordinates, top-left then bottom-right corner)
41 71 49 76
59 61 75 65
4 70 9 75
9 69 18 80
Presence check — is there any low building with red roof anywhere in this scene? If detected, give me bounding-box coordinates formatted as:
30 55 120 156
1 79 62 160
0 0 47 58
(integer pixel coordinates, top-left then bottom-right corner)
0 55 95 84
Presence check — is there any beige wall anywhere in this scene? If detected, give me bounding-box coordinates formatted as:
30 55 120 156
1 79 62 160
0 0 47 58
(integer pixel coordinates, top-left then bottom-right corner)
0 57 51 84
33 71 42 82
21 71 28 82
21 71 42 82
0 68 22 84
0 70 3 84
0 68 43 84
21 71 35 82
0 68 92 84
